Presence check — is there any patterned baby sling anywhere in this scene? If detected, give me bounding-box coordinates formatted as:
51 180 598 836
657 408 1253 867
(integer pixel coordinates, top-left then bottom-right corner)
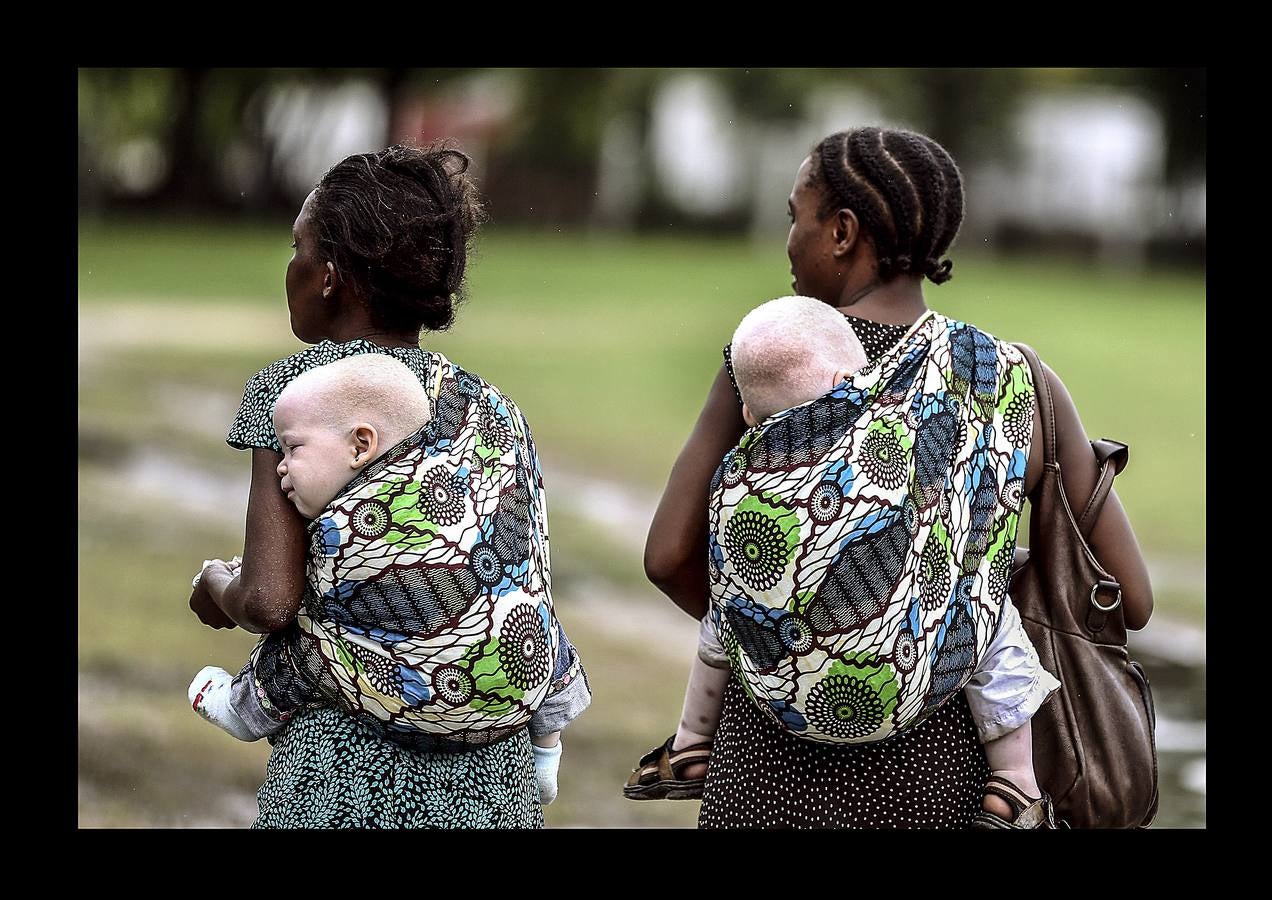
709 310 1036 744
243 353 558 746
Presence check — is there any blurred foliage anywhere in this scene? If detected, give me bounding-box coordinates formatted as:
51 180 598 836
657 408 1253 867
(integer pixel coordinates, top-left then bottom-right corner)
79 66 1205 220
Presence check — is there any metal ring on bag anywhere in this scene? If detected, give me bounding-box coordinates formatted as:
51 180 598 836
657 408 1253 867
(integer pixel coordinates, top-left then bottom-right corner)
1090 580 1122 612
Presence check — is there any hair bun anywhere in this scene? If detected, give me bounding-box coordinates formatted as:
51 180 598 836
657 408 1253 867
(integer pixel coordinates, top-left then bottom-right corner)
401 292 454 331
311 144 486 335
926 257 954 285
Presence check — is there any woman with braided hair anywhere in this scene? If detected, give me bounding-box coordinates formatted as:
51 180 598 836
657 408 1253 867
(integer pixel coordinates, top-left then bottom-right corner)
640 127 1154 829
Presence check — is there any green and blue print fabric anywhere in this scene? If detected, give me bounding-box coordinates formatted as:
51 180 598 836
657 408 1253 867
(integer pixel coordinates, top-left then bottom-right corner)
243 353 557 745
708 310 1035 744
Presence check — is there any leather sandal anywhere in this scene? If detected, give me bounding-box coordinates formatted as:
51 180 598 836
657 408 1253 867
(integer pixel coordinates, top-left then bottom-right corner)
970 775 1065 829
623 735 711 801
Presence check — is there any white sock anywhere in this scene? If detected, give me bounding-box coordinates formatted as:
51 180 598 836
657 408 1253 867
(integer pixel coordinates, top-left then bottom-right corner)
531 740 562 805
188 665 260 742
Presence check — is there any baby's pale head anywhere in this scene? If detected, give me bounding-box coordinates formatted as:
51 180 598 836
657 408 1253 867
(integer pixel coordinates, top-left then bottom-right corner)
273 355 432 519
731 295 869 427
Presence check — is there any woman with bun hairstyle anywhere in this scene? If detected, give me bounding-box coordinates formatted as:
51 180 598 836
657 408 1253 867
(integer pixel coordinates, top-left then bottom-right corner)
187 145 586 828
641 127 1154 828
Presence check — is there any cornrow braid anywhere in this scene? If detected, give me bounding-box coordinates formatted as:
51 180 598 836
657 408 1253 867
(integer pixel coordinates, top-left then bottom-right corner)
809 127 965 286
914 133 964 284
817 134 898 268
851 128 920 279
884 131 944 271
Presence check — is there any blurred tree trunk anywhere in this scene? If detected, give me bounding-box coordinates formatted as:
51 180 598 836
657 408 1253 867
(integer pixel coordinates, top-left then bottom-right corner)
914 68 1026 161
380 67 409 147
154 67 215 209
1139 68 1206 180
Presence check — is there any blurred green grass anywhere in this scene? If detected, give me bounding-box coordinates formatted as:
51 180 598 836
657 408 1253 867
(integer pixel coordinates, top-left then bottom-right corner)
79 218 1204 826
81 217 1206 557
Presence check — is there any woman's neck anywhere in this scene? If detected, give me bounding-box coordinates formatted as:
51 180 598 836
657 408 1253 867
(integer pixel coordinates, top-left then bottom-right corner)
326 321 420 348
834 276 928 327
317 296 422 347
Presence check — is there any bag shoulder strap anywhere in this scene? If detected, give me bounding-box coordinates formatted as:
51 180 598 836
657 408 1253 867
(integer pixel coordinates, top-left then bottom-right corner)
1077 439 1129 538
1012 342 1130 542
1012 342 1055 466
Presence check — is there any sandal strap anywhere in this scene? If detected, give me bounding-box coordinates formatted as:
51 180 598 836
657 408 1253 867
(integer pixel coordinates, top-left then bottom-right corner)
982 775 1036 818
1013 797 1057 829
659 736 711 781
630 736 712 786
981 775 1058 829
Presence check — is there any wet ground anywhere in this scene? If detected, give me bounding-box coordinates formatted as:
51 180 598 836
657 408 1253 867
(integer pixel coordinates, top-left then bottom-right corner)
78 448 1205 828
1130 642 1206 828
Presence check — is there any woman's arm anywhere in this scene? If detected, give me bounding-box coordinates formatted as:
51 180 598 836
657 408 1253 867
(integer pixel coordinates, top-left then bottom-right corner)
1028 361 1155 630
188 448 308 634
644 363 748 621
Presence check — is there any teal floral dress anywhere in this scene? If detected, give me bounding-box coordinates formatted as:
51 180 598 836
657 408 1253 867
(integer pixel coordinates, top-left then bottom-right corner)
228 340 543 829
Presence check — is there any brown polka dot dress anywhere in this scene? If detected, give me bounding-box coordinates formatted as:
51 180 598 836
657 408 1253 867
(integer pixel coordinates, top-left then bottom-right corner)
705 313 991 829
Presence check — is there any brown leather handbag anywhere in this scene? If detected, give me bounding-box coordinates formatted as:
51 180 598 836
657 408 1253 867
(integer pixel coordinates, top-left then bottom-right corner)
1008 343 1159 829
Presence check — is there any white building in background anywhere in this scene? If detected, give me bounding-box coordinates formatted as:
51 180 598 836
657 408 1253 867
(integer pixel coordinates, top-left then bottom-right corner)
969 89 1205 266
603 74 907 235
748 86 901 240
649 74 746 216
618 75 1205 269
249 73 515 205
261 81 390 201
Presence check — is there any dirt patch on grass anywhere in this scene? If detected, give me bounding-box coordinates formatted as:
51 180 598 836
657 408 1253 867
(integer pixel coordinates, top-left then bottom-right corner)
78 667 267 828
79 302 299 361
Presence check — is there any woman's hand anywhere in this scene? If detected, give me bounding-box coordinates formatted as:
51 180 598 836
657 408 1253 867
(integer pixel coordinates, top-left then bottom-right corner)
644 363 748 620
189 564 239 629
200 449 309 634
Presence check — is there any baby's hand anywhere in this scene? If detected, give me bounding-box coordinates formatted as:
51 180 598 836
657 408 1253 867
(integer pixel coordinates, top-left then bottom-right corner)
191 556 242 589
188 665 259 742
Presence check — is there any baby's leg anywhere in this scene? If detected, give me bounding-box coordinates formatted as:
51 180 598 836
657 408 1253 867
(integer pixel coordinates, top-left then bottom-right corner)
625 614 727 798
982 723 1041 817
190 631 308 742
672 657 730 780
669 614 733 779
531 731 562 805
964 597 1061 819
526 621 591 805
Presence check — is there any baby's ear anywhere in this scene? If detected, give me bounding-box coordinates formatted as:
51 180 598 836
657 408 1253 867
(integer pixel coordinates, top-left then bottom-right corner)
832 367 857 387
350 424 380 469
742 403 757 428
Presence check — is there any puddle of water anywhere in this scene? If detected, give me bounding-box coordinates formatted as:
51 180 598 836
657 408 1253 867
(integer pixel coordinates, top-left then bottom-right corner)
116 452 249 528
1154 716 1206 753
1181 759 1205 795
